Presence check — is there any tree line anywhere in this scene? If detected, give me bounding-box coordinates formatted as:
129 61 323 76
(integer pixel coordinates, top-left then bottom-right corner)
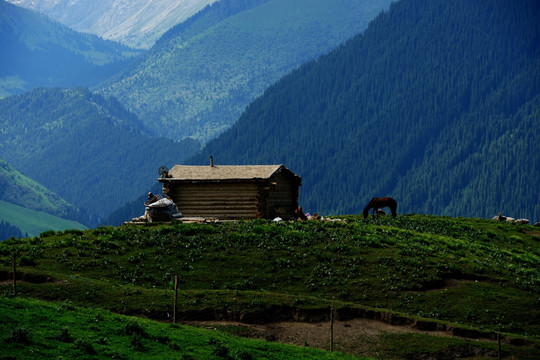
0 220 26 241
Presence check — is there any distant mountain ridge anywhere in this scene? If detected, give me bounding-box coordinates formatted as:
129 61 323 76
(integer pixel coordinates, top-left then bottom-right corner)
187 0 540 222
0 88 200 224
100 0 394 142
0 0 141 98
5 0 218 49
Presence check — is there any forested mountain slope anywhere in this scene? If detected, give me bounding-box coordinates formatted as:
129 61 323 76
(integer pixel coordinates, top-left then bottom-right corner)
187 0 540 222
0 0 141 98
5 0 217 49
0 218 24 240
0 88 200 225
99 0 394 142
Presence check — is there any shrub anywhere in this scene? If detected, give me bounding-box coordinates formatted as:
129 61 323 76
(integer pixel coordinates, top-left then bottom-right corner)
154 334 170 344
63 229 84 236
39 230 56 238
234 349 254 360
124 321 148 337
110 351 127 360
8 327 30 344
130 334 146 352
18 255 36 267
212 341 230 358
73 338 95 354
57 327 73 342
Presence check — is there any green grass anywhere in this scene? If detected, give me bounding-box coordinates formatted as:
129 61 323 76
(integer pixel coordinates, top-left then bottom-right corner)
0 296 364 360
0 200 86 237
0 214 538 358
0 158 85 235
0 159 56 209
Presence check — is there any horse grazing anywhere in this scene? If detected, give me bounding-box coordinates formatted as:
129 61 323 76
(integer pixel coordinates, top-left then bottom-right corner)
363 197 397 219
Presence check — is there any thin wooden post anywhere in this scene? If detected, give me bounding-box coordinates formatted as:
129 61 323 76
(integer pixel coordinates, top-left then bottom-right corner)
330 304 334 352
173 275 178 323
497 332 501 360
12 252 17 296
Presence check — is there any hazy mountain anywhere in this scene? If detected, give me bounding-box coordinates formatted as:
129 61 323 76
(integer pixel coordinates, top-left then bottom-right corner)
5 0 218 49
186 0 540 222
0 0 141 98
0 88 200 224
99 0 394 142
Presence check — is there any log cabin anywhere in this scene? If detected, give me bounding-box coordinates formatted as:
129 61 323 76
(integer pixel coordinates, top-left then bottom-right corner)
158 162 301 220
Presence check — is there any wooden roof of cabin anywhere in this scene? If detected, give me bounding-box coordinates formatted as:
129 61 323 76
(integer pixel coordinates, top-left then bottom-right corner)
163 164 300 182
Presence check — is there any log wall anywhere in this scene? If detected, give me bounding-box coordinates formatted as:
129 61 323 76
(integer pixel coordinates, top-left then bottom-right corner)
164 174 299 220
168 182 260 219
266 173 298 219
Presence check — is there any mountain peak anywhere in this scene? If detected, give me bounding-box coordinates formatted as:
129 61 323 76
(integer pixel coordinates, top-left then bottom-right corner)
5 0 219 49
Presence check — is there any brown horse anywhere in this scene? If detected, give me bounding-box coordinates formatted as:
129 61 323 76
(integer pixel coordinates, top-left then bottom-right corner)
363 197 397 219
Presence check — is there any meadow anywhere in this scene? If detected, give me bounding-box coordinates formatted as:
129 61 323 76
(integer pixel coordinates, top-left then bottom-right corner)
1 214 539 359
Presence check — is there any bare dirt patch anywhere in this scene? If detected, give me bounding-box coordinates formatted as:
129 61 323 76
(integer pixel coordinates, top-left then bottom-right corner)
183 317 493 356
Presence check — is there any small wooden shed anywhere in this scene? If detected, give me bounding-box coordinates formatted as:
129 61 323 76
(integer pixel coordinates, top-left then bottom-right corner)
158 164 301 220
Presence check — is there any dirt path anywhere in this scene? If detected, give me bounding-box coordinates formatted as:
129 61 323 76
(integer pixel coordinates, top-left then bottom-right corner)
184 317 491 356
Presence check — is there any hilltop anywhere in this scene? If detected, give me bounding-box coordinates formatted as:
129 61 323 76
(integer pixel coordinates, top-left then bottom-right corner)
0 215 538 359
99 0 393 142
187 0 540 222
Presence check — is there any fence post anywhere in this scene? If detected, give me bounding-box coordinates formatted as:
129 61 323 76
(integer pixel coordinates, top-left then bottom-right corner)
12 252 17 296
173 275 178 323
497 332 501 360
330 303 334 352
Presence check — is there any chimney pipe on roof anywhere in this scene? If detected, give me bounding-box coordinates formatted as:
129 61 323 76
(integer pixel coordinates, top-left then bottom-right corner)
210 156 214 167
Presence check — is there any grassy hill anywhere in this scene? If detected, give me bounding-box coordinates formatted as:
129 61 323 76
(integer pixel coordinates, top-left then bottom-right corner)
99 0 393 142
0 157 87 239
0 158 81 220
1 297 363 360
0 0 141 98
0 200 86 239
1 215 538 359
